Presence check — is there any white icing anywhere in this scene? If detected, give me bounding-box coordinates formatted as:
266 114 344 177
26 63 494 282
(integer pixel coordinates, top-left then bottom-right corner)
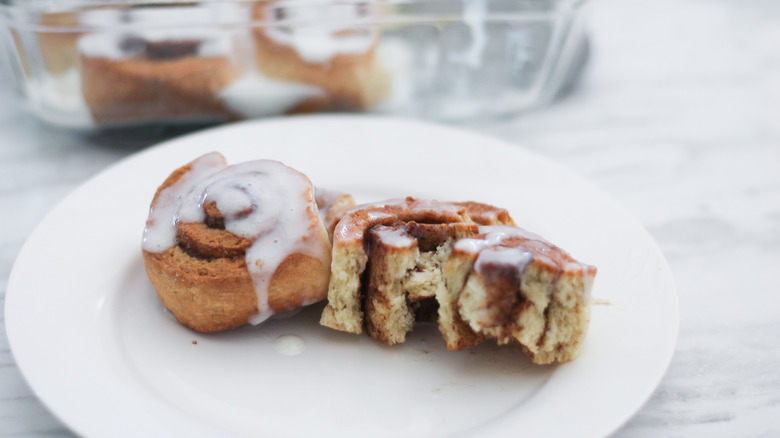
142 152 226 252
452 0 488 69
456 225 593 275
126 4 246 27
263 0 375 64
372 226 416 249
454 225 546 253
366 211 394 221
142 153 328 325
77 4 241 59
273 334 306 355
473 247 533 275
371 38 414 112
78 33 125 59
26 68 93 128
218 71 324 118
409 199 465 214
461 227 535 277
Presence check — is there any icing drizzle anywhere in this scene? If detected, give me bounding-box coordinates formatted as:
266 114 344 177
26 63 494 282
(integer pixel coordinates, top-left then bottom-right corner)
455 225 592 277
142 152 329 324
263 0 376 64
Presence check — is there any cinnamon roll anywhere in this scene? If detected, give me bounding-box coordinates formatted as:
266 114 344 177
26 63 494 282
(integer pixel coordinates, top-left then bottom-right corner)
320 198 596 364
446 226 596 364
78 5 242 126
250 0 389 112
319 197 514 339
141 152 334 332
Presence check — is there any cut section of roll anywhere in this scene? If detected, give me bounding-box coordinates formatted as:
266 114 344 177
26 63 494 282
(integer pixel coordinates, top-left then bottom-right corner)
320 197 514 338
447 226 596 364
320 197 596 364
141 152 333 332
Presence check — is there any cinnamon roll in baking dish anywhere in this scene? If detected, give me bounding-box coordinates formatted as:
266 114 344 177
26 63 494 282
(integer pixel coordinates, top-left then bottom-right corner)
78 6 243 125
320 198 596 364
250 0 389 112
141 152 340 332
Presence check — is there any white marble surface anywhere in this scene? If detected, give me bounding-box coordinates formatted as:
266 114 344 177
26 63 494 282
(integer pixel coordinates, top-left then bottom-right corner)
1 0 779 436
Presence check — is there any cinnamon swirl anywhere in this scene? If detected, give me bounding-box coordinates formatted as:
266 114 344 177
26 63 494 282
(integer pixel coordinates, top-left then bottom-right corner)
141 152 334 332
446 226 596 364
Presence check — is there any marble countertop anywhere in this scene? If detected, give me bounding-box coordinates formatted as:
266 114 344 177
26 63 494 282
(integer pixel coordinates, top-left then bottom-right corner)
1 0 779 436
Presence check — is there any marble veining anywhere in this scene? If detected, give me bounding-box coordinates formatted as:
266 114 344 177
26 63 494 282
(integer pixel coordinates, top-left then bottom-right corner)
1 0 780 436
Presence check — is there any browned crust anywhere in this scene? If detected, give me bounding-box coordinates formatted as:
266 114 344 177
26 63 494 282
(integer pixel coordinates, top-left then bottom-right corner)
81 55 239 125
455 201 516 226
177 222 251 259
143 247 257 333
331 197 514 244
251 5 389 111
142 154 335 332
267 252 331 312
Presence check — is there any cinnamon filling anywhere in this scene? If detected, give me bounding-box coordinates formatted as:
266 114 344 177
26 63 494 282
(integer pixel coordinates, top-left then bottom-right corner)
176 200 252 259
120 36 202 60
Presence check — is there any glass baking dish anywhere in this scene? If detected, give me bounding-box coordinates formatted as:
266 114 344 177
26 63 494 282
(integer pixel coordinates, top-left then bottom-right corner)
0 0 589 129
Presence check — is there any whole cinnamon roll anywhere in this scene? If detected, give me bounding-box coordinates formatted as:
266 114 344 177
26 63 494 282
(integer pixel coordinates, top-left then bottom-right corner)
142 152 334 332
250 0 389 112
77 6 241 126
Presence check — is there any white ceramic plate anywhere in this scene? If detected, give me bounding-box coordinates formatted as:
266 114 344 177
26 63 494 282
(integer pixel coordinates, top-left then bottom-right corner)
6 116 678 438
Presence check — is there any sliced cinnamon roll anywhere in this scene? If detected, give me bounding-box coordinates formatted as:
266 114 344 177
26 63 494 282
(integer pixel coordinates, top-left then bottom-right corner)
446 226 596 364
77 5 242 126
320 198 596 364
141 152 336 332
319 197 514 339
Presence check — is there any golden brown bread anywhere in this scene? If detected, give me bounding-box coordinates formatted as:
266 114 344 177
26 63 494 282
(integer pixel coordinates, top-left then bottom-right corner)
142 153 336 332
251 3 389 112
80 53 238 125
